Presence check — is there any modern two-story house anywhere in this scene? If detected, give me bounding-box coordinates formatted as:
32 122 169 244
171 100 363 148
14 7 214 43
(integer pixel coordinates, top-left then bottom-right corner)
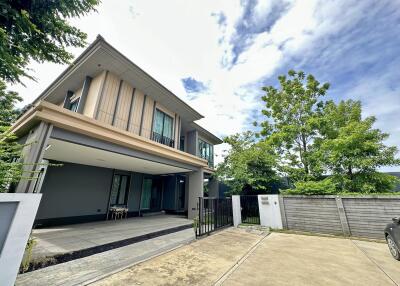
11 35 222 227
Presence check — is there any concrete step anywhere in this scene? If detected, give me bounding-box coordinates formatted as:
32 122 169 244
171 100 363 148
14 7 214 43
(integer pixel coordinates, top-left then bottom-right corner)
16 228 195 286
27 221 193 273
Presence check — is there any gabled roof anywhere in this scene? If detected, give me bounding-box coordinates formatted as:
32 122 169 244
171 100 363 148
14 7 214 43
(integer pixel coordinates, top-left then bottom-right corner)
31 35 204 122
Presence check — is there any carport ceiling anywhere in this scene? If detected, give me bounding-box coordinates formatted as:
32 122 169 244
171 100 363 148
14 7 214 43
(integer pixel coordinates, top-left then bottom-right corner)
44 139 191 175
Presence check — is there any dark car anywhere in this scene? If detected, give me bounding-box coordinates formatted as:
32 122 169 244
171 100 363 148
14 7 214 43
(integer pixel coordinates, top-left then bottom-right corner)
384 217 400 260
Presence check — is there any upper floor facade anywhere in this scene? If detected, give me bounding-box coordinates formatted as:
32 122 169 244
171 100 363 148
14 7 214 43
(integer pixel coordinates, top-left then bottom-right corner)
13 35 221 169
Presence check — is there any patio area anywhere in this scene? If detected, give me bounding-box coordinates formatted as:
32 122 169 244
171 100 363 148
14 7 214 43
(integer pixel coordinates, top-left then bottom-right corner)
31 214 192 260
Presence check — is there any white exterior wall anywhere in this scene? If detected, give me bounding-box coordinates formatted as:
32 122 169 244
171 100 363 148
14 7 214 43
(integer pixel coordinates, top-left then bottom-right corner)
232 195 242 227
258 195 283 229
0 193 42 286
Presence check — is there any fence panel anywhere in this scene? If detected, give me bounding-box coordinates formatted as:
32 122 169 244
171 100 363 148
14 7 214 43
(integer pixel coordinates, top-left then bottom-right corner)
196 197 233 237
343 197 400 239
281 195 400 239
282 196 343 235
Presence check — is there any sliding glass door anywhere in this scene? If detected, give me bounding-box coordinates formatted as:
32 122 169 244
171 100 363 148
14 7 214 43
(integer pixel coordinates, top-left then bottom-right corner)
140 178 163 212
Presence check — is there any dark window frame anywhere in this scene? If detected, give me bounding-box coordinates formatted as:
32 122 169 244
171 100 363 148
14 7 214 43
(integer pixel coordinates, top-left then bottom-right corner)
198 138 214 167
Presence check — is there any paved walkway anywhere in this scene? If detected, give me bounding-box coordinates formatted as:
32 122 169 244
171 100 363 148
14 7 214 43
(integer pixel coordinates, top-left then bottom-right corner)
31 215 191 259
16 228 195 286
94 228 267 286
94 230 400 286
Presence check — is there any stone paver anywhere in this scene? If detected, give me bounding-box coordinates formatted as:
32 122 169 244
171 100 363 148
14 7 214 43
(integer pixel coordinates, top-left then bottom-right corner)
16 228 195 286
94 228 266 286
32 215 191 259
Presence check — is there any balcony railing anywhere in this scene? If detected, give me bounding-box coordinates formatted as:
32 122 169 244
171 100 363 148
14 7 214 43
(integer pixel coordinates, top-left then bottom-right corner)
151 131 175 148
199 153 214 168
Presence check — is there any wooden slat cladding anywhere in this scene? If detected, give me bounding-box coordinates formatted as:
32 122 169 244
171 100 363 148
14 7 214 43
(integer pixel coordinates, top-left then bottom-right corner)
128 89 144 135
141 96 155 139
83 71 106 117
86 71 178 141
114 81 133 129
97 72 120 125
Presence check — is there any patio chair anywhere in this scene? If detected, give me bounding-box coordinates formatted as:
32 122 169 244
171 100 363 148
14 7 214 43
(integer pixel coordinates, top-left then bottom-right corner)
108 205 128 220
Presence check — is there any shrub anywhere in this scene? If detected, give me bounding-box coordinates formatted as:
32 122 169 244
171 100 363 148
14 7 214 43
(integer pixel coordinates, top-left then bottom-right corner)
282 178 337 195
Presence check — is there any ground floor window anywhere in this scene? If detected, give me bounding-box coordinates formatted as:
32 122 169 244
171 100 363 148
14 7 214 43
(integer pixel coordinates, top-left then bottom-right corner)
109 174 130 206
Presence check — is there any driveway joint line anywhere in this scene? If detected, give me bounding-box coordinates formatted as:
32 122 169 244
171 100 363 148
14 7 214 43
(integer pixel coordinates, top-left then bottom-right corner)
351 239 399 286
213 231 271 286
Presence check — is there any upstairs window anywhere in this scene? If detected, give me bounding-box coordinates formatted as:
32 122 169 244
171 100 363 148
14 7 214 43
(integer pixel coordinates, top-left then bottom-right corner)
198 139 214 167
69 98 80 112
152 109 174 147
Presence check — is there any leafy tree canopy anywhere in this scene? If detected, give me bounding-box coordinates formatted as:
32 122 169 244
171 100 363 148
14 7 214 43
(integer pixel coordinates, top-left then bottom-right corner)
258 70 330 182
0 0 99 192
252 70 400 195
0 0 99 84
215 131 282 195
315 99 400 193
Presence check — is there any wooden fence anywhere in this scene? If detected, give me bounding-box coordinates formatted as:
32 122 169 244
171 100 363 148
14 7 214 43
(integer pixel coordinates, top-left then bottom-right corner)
279 195 400 239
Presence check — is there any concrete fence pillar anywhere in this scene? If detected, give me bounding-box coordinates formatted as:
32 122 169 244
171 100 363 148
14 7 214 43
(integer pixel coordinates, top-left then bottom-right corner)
258 195 283 229
232 195 241 226
335 196 351 236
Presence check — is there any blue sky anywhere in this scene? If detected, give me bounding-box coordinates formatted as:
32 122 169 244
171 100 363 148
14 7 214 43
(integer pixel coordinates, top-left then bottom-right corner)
13 0 400 170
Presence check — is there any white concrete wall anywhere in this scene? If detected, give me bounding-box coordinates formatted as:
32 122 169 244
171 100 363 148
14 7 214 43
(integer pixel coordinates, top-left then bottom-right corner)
232 195 242 227
258 195 283 229
0 193 42 286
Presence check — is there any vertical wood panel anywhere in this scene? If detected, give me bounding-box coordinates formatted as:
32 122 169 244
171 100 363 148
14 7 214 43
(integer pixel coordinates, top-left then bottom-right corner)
114 81 133 129
141 96 154 139
97 72 120 125
128 90 144 135
84 71 106 118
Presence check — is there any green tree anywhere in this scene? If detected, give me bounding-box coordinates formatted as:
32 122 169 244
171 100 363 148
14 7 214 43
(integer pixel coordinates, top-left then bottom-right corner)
0 0 100 191
316 100 400 193
215 131 281 195
0 82 23 192
259 70 330 182
0 0 99 84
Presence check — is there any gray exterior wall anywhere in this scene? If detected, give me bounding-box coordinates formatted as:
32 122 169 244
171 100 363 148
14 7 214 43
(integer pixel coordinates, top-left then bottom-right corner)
186 130 198 156
36 162 114 220
280 195 400 239
35 161 184 224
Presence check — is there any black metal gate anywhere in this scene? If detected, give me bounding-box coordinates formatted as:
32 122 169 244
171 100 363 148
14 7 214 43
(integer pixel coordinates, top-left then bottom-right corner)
240 195 260 224
196 197 233 237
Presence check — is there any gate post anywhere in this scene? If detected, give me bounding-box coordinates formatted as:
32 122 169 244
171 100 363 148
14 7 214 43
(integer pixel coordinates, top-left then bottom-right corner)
258 195 283 229
232 195 241 227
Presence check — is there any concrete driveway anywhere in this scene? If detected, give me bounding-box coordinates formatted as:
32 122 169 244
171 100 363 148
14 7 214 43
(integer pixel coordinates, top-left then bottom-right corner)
94 229 400 286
